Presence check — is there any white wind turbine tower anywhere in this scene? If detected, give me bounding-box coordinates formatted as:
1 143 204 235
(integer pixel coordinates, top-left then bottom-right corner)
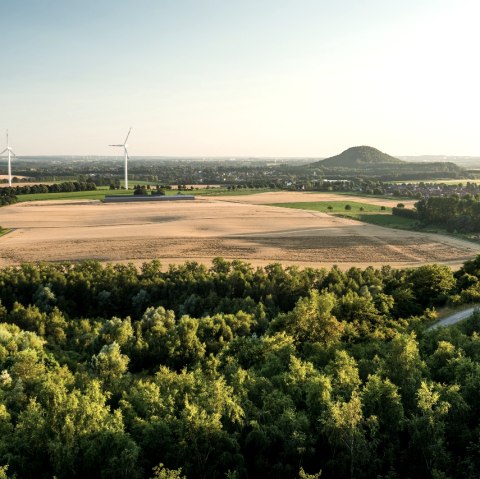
0 131 16 187
109 128 132 190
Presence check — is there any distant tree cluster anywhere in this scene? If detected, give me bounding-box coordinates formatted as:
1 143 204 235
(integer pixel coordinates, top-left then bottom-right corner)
313 163 465 181
0 189 16 206
416 196 480 232
0 257 479 477
392 206 418 220
0 181 96 198
133 185 167 196
10 155 469 192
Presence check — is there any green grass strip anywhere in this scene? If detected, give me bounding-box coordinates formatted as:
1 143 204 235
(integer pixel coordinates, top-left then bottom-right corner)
271 201 418 229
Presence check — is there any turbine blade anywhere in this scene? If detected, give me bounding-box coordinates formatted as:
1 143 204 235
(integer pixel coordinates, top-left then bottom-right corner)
109 144 123 147
123 127 132 145
0 149 6 155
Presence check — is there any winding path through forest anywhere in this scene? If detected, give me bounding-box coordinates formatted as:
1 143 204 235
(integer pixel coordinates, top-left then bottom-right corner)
428 306 479 330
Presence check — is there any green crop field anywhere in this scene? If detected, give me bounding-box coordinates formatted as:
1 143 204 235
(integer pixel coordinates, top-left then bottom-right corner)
328 190 411 200
15 187 128 202
14 187 188 202
272 201 418 229
14 185 276 202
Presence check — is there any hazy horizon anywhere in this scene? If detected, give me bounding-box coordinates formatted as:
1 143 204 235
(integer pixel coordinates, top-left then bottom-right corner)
2 0 479 157
10 153 480 160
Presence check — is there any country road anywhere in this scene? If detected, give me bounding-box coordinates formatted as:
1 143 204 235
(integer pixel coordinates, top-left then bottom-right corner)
428 306 479 331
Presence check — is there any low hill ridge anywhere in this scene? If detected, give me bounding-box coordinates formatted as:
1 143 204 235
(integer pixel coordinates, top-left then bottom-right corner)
315 146 405 168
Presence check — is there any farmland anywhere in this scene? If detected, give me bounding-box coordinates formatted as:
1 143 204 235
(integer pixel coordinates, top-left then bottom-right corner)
0 192 476 269
270 201 418 229
12 186 276 202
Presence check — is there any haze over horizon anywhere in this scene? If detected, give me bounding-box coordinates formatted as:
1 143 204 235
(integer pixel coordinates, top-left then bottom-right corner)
2 0 479 157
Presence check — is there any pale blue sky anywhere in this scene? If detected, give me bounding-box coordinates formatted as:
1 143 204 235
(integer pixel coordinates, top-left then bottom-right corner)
1 0 479 156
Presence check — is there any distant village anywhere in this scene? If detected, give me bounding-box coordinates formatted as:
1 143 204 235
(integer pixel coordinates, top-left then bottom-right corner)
302 179 480 200
3 153 480 202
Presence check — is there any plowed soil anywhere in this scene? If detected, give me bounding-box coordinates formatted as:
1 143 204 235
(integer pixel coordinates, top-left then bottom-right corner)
0 192 476 269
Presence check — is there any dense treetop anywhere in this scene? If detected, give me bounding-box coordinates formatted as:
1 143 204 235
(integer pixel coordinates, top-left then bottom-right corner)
0 257 480 478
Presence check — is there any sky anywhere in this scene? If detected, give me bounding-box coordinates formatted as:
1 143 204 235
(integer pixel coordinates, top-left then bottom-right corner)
1 0 479 157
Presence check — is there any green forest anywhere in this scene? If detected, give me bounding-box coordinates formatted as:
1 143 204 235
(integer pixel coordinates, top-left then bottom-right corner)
415 196 480 233
1 258 480 478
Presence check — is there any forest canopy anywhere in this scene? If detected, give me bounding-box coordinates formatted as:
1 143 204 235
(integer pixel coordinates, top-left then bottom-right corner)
0 257 479 478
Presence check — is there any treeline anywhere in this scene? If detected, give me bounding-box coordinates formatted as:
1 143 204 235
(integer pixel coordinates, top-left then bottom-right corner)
315 161 465 181
0 190 16 206
1 258 480 478
8 157 469 191
415 196 480 233
0 181 97 207
392 205 419 220
0 180 97 197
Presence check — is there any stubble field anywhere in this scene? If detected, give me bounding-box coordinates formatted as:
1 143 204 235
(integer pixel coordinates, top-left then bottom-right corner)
0 192 476 269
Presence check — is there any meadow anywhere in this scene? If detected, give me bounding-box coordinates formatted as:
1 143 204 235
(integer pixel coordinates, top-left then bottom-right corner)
14 186 276 202
271 200 418 229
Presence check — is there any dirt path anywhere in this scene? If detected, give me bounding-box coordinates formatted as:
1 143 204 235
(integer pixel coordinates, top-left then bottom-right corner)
428 306 480 330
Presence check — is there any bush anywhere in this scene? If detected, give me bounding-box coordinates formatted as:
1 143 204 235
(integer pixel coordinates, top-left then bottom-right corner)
134 186 147 196
344 204 351 211
0 196 16 206
392 207 418 219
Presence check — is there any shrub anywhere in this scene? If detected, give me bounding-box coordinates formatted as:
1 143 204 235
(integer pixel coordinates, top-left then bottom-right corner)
134 186 147 196
392 207 418 219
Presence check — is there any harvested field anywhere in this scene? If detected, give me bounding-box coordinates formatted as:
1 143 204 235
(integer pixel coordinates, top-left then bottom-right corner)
0 175 29 180
0 192 477 269
1 180 54 187
214 191 418 208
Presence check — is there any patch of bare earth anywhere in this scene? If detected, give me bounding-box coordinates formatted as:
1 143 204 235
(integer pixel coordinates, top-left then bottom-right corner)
0 193 476 269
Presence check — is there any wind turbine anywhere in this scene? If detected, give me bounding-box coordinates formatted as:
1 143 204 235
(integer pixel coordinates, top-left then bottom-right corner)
109 128 132 190
0 131 16 187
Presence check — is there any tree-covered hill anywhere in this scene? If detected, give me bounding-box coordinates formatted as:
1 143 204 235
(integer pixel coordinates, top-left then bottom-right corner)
305 146 466 180
1 258 480 478
312 146 405 168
